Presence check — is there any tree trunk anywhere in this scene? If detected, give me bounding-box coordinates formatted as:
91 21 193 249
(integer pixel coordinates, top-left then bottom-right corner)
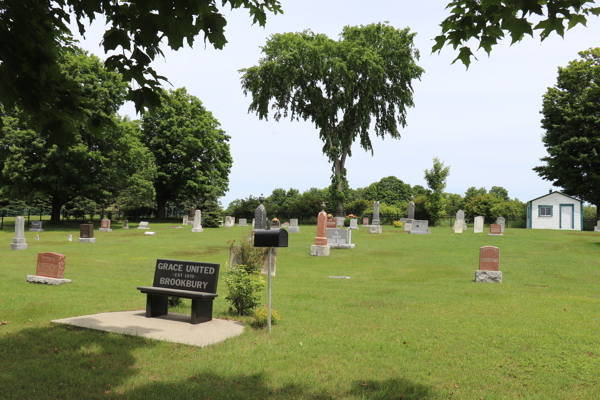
50 197 64 224
333 159 345 217
157 198 167 219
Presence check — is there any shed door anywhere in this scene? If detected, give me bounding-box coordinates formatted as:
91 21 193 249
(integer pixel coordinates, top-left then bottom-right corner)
560 205 573 229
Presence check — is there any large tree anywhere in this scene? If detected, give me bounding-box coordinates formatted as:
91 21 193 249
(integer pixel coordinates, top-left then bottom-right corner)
361 176 413 206
140 88 232 219
0 49 154 223
424 157 451 225
533 48 600 220
434 1 600 67
240 23 424 216
0 0 282 143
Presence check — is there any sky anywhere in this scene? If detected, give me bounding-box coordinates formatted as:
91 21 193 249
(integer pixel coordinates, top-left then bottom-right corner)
69 1 600 208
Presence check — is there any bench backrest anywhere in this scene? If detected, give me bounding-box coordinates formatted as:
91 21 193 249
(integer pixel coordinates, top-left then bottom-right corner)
153 259 219 294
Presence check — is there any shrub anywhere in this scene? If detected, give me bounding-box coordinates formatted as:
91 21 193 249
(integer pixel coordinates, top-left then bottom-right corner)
251 304 281 328
344 217 351 227
106 210 113 220
224 265 264 315
228 232 264 274
393 220 404 228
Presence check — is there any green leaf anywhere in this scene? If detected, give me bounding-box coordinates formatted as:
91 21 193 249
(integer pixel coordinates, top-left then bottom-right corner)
590 7 600 16
431 35 447 53
567 14 587 30
102 28 131 52
504 17 534 44
451 46 476 68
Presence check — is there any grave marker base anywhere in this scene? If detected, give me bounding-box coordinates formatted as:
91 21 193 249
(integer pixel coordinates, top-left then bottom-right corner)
488 233 504 236
99 228 112 232
11 243 28 250
192 228 204 232
29 229 44 232
369 226 383 234
79 238 96 243
475 270 503 283
329 243 356 249
311 245 330 256
27 275 72 285
409 230 432 235
288 226 300 233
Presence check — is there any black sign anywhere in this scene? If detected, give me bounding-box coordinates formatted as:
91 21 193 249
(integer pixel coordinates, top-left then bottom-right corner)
153 259 219 294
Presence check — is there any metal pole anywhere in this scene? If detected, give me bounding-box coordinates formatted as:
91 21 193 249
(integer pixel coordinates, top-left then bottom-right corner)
268 246 272 333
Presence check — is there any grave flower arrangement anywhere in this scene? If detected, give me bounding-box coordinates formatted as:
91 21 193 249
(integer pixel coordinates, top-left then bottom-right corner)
272 218 279 221
347 214 356 218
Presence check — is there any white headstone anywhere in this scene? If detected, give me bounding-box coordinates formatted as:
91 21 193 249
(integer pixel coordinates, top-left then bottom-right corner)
372 201 381 226
288 218 300 233
192 210 203 232
68 234 72 242
474 216 484 233
239 218 248 227
11 216 28 250
183 215 188 225
496 217 505 233
409 220 431 235
349 219 358 230
224 216 235 228
137 221 150 229
335 216 345 227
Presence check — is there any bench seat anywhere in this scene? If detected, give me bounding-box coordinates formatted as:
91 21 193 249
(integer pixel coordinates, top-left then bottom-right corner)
137 286 218 324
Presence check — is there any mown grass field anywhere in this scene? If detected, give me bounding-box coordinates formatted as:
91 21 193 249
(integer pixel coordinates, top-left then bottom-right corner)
1 219 599 400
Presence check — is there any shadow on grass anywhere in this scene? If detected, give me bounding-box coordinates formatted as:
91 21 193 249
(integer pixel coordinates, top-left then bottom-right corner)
114 374 437 400
1 326 438 400
0 324 156 400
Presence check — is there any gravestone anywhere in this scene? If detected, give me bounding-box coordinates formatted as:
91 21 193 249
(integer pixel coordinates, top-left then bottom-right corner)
363 217 369 226
252 219 256 228
239 218 247 227
488 224 503 236
349 218 358 230
270 220 281 230
79 224 96 243
372 201 381 226
254 195 268 230
123 219 129 229
27 252 71 285
144 231 157 236
335 217 345 227
327 217 337 229
474 216 484 233
409 220 431 235
183 215 188 226
311 204 330 256
454 219 463 233
29 220 44 232
288 218 300 233
370 202 383 233
99 219 112 232
192 210 203 232
11 217 28 250
137 221 150 230
261 248 277 276
283 222 289 228
224 216 235 228
327 228 355 249
595 220 600 232
407 201 415 220
404 221 412 232
36 235 40 241
476 246 502 283
496 217 505 233
68 234 72 242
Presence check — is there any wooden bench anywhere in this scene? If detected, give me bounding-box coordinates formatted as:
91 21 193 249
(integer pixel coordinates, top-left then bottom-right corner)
137 259 220 324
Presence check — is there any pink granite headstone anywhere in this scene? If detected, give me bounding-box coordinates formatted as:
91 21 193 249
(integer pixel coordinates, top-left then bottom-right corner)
315 211 328 246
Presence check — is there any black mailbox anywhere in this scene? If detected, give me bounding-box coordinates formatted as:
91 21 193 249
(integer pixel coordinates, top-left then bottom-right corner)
254 229 288 248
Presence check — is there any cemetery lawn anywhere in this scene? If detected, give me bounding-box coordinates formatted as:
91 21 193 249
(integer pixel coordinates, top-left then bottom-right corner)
1 220 599 400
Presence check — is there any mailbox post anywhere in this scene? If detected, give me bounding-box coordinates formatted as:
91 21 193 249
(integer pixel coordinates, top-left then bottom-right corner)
253 229 288 332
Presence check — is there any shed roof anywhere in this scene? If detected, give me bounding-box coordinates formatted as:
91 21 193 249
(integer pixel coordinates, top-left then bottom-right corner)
528 191 582 204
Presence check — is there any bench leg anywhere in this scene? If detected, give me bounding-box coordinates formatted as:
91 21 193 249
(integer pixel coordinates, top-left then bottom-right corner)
191 299 213 324
147 294 168 318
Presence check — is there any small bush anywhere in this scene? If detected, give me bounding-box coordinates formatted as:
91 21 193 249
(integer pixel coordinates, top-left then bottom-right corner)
168 297 182 307
344 217 351 227
228 232 265 274
251 305 281 328
224 265 265 316
393 220 404 228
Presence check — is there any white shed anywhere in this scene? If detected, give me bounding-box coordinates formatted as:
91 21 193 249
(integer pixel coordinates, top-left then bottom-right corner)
527 191 583 230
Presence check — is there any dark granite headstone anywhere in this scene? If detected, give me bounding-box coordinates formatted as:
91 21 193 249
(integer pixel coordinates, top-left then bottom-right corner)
80 224 93 238
153 259 219 294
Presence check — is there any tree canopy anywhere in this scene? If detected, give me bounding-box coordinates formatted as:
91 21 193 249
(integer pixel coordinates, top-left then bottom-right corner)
140 88 232 219
434 0 600 67
0 0 282 143
0 48 154 222
424 157 451 224
533 47 600 219
240 23 424 216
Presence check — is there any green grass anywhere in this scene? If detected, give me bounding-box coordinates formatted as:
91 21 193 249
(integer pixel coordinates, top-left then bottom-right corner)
1 220 599 399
